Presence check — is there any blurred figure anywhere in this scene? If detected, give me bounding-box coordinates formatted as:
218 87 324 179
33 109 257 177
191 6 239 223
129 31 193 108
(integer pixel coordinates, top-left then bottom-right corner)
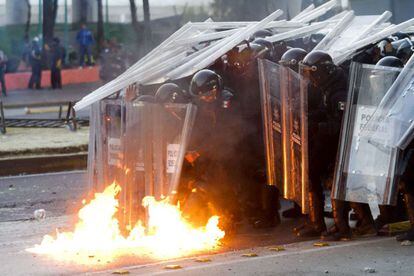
28 37 42 90
0 49 7 96
99 38 127 82
50 37 65 89
76 24 94 67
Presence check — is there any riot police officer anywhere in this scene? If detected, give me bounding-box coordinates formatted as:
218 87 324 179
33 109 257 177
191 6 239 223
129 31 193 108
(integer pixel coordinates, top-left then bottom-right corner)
180 69 241 232
297 50 349 239
226 41 282 228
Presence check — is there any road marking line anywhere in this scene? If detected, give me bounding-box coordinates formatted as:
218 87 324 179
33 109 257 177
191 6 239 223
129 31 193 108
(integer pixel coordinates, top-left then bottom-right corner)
93 237 393 275
148 237 394 275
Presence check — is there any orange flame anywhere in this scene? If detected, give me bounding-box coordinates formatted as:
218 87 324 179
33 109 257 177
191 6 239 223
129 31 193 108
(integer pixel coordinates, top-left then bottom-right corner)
27 183 225 264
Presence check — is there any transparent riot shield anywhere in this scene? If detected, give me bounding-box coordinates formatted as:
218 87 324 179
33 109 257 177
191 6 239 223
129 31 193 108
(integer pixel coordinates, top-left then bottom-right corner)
258 59 286 193
122 101 197 227
281 66 309 213
333 62 402 205
88 99 125 193
363 55 414 150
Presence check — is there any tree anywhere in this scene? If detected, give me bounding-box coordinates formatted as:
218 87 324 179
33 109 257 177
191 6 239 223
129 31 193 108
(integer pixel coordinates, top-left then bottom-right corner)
42 0 58 45
142 0 152 52
97 0 104 51
79 0 88 23
129 0 140 34
24 0 31 41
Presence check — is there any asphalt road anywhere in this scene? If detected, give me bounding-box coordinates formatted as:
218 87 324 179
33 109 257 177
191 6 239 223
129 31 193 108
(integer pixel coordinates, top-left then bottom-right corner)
0 172 413 275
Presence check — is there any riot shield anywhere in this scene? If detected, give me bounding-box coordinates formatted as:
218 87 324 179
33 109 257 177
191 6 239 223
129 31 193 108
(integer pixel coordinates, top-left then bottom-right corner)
260 59 309 213
122 101 197 227
281 66 309 213
333 62 402 205
258 59 286 194
363 55 414 150
88 99 125 193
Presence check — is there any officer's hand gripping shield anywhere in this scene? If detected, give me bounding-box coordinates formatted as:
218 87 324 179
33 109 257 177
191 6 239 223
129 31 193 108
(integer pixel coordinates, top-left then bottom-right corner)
332 62 402 205
259 59 310 213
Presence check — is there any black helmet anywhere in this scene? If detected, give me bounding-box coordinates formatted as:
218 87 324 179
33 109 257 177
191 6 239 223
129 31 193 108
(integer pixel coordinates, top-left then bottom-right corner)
391 32 411 41
136 95 156 103
227 42 267 75
376 56 404 68
301 50 335 86
155 83 187 103
253 38 275 60
396 39 414 63
189 69 223 103
279 48 308 72
250 29 273 41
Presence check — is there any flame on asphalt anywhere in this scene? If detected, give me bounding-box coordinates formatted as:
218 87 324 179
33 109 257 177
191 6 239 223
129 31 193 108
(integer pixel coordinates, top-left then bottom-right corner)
27 182 225 265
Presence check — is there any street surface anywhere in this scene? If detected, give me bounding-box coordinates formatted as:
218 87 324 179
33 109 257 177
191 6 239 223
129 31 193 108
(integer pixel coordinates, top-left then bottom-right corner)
0 172 413 275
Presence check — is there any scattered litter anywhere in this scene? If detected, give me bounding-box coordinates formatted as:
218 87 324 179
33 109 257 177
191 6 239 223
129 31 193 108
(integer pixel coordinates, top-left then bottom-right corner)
241 253 258 257
164 265 182 270
34 209 46 220
269 246 285 252
401 240 412 246
88 255 95 258
363 267 376 273
112 270 130 275
324 270 329 274
313 242 329 247
195 258 212 263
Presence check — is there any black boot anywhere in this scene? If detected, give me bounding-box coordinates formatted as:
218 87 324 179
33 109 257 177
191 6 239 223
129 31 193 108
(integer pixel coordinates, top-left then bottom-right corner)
396 192 414 242
254 185 281 228
321 199 351 241
296 192 326 237
351 203 377 236
283 202 305 218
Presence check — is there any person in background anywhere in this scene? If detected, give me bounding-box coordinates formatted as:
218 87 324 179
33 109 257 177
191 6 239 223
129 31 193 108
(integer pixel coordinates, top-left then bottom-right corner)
28 37 42 90
50 37 65 89
76 24 94 67
0 49 7 97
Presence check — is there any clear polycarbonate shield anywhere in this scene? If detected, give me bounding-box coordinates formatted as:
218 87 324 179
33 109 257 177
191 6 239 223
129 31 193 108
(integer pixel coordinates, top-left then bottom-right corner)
122 101 197 226
363 55 414 150
332 62 402 205
89 99 125 193
281 66 310 213
258 59 286 193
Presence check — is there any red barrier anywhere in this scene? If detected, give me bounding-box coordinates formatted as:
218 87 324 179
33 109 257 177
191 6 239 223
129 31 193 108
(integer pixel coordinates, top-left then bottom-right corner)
4 66 100 91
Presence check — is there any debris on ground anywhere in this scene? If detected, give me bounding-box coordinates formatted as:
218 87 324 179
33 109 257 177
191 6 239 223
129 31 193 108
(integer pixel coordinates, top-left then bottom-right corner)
241 253 258 257
314 242 330 247
33 209 46 220
363 267 376 273
164 265 182 270
269 246 285 252
112 270 130 275
195 258 212 262
400 240 412 246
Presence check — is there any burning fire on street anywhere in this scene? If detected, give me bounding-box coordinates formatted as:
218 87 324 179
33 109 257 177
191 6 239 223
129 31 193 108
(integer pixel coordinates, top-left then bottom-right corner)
27 183 225 265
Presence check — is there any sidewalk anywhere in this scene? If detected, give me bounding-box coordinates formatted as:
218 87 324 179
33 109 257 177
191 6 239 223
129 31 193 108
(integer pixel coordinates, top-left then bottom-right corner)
1 82 102 108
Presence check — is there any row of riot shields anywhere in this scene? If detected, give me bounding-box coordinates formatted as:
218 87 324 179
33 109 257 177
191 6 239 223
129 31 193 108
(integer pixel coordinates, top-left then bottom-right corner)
259 59 404 212
88 98 197 228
